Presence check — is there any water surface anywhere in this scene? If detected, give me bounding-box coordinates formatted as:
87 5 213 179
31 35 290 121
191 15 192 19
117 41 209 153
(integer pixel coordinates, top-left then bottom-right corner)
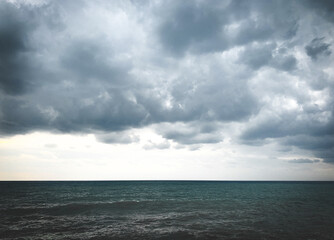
1 181 334 239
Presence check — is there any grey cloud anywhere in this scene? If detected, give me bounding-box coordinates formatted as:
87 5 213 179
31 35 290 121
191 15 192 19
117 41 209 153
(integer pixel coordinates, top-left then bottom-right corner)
288 158 320 164
0 2 35 95
240 139 270 147
0 1 149 135
308 72 330 91
282 135 334 163
317 151 334 163
283 135 334 151
61 40 131 86
45 143 57 148
0 0 295 138
305 0 334 23
163 130 221 145
0 0 333 165
270 54 297 72
238 43 274 70
241 111 303 141
156 0 299 56
143 140 170 150
96 131 140 144
133 55 259 127
241 108 334 162
239 70 334 163
238 43 297 72
170 65 259 122
305 37 331 60
0 97 51 135
157 1 227 55
1 86 145 134
241 113 333 147
0 81 149 135
240 84 334 142
188 145 202 151
156 122 223 145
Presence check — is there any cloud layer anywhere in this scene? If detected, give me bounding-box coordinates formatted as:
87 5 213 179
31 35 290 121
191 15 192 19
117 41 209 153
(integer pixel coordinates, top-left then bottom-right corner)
0 0 333 163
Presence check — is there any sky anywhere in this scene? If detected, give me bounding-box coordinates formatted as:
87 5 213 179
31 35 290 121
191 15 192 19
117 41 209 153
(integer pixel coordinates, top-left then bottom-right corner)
0 0 334 180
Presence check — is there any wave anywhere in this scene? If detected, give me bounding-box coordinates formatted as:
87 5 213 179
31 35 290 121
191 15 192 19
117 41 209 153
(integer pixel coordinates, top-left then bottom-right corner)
1 200 155 216
1 199 214 217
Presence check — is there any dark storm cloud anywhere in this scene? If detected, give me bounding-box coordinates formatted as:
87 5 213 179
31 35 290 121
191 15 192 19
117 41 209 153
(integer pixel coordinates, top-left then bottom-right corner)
0 84 149 135
0 1 148 135
305 37 331 60
305 0 334 23
0 2 35 95
240 103 334 163
240 113 323 141
317 151 334 163
0 0 333 161
156 0 299 56
282 135 334 163
0 97 51 134
61 40 131 85
156 1 227 55
283 135 334 151
240 104 334 148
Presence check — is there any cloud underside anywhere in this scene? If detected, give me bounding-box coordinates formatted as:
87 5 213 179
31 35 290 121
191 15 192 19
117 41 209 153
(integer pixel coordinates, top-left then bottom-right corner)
288 158 320 164
0 0 333 162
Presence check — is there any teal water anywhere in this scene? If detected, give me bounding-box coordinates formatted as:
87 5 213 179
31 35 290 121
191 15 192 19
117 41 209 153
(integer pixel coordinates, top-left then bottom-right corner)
1 181 334 239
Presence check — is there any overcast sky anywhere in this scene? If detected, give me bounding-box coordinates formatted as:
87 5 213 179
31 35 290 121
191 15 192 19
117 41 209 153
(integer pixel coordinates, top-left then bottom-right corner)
1 0 334 180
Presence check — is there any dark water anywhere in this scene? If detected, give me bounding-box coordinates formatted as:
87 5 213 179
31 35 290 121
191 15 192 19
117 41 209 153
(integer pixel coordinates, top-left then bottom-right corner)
1 181 334 240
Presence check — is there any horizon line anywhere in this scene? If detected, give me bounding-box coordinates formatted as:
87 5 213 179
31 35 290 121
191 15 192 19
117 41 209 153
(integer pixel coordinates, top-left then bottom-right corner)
1 180 334 182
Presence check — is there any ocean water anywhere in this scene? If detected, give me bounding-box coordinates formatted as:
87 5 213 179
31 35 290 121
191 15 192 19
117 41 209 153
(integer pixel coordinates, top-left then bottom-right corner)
1 181 334 240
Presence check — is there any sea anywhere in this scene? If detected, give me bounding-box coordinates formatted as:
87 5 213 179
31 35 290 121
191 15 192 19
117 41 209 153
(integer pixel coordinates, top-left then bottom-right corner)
1 181 334 240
